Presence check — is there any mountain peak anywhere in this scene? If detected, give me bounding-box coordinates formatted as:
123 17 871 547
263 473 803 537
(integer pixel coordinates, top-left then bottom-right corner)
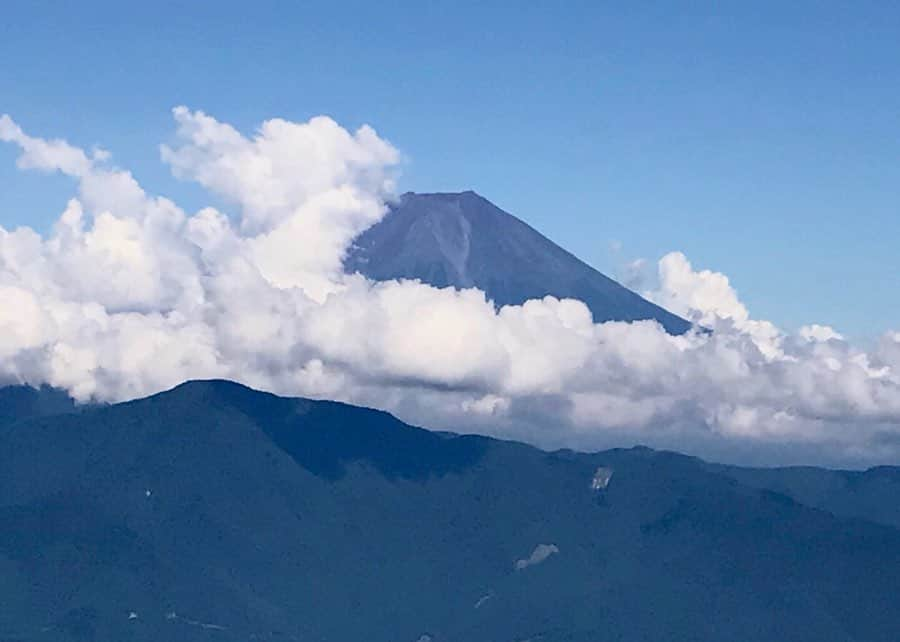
348 191 692 334
162 378 262 398
397 190 485 205
140 379 489 482
400 189 480 197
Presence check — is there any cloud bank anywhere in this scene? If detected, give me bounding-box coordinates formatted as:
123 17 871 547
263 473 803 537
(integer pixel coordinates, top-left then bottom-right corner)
1 109 899 467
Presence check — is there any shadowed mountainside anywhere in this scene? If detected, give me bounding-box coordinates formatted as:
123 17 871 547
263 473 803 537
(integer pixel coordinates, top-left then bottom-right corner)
0 384 78 427
0 381 898 641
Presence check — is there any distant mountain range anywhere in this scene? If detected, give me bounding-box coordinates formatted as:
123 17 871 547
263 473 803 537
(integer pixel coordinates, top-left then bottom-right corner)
1 381 898 642
345 191 692 334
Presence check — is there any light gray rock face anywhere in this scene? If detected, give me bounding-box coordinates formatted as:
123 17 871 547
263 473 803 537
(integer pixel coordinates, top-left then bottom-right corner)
344 191 693 334
515 544 559 571
592 467 614 490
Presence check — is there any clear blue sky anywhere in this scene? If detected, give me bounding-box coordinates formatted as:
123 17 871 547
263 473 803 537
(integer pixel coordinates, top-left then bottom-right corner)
1 1 898 339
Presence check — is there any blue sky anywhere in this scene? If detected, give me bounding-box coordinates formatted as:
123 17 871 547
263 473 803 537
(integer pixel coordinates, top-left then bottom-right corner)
1 1 898 339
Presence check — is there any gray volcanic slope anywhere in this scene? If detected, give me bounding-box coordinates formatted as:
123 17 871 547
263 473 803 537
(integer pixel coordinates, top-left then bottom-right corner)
1 380 898 642
345 191 692 334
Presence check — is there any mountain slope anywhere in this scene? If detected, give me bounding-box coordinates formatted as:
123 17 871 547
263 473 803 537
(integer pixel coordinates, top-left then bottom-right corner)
711 462 900 530
1 381 898 642
345 191 692 334
0 384 77 427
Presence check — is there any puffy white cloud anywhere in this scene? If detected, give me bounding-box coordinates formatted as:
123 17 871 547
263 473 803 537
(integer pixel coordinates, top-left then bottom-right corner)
1 109 900 467
161 107 399 301
647 251 783 359
0 285 49 358
799 324 844 342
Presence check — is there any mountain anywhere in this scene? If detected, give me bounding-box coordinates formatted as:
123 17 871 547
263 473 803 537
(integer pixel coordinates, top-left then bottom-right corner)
1 381 898 642
710 462 900 530
0 384 77 427
345 191 693 334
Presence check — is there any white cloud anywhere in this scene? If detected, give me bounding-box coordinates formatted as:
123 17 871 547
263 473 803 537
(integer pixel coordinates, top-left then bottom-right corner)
799 324 844 343
161 107 398 302
647 251 783 358
619 257 647 290
1 109 900 467
0 115 94 176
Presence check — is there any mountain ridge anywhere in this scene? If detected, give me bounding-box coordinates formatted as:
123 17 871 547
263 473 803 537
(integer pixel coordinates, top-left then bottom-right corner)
1 380 899 642
1 380 898 641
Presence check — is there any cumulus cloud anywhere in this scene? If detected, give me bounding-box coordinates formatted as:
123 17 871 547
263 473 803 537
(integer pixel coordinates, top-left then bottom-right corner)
799 324 844 343
647 251 784 358
1 109 900 467
161 107 398 302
